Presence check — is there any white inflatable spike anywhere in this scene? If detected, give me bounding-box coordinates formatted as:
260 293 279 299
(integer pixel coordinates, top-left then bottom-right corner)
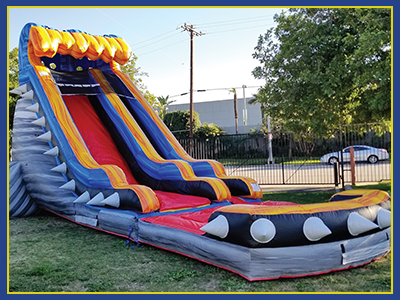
200 215 229 239
21 90 35 100
37 131 51 141
26 102 39 113
59 179 75 191
44 146 59 156
377 208 391 229
73 191 90 203
101 192 120 208
51 162 67 174
347 212 379 236
31 116 46 127
87 192 105 206
303 217 332 241
250 218 276 243
10 84 28 95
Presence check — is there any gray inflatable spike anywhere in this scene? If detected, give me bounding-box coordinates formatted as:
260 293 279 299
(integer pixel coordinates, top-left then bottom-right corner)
73 191 91 203
32 116 46 127
377 208 391 229
250 218 276 243
87 192 105 206
10 84 28 95
200 215 229 239
303 217 332 241
347 212 379 236
44 146 59 156
51 162 67 174
101 192 120 208
59 179 75 191
21 90 34 100
37 131 51 141
26 102 39 113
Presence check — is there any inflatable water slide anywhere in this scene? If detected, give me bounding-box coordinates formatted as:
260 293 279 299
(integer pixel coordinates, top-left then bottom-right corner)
10 23 391 281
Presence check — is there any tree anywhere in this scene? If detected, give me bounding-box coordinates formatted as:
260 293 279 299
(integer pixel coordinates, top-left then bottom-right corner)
118 53 157 107
252 8 391 138
163 110 201 138
9 47 19 131
197 123 224 138
9 47 20 155
155 95 176 120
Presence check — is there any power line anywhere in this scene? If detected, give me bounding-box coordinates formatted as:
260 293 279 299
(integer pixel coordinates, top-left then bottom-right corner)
131 31 181 51
129 14 276 59
196 15 275 29
136 38 187 56
130 29 177 46
95 8 183 64
169 86 260 98
194 14 276 27
135 21 273 55
207 22 275 35
95 8 144 40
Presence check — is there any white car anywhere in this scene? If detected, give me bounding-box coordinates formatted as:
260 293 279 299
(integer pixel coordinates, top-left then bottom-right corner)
320 145 389 165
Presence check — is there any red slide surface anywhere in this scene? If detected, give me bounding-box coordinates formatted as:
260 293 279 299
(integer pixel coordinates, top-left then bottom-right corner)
63 95 138 185
63 95 211 212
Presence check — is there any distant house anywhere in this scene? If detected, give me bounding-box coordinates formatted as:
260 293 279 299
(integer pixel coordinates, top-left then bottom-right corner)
168 97 263 134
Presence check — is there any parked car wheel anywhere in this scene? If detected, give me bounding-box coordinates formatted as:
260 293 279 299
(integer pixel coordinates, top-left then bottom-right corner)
368 155 378 164
328 157 338 165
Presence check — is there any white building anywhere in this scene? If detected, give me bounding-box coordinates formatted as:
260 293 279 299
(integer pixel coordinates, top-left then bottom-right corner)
168 97 263 134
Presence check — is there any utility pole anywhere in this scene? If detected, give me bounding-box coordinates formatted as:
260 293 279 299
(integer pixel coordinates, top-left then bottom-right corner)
242 84 248 126
179 23 204 155
267 115 274 164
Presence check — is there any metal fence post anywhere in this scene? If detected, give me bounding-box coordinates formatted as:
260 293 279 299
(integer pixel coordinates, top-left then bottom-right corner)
281 154 285 184
339 124 345 189
333 161 339 187
349 147 356 185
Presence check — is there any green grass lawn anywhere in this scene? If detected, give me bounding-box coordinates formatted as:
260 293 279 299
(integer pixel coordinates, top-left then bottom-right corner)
351 182 391 192
8 188 391 293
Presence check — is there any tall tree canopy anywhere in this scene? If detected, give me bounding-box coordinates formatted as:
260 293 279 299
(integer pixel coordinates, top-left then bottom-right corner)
252 8 391 138
155 95 176 120
9 47 19 130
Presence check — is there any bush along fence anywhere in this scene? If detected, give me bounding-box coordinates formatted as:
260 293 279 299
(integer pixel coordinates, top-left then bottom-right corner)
176 122 391 186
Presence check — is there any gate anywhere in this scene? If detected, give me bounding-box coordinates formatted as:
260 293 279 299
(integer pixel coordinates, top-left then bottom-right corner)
337 123 391 187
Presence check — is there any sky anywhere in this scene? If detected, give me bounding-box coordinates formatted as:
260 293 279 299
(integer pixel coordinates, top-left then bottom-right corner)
8 7 285 104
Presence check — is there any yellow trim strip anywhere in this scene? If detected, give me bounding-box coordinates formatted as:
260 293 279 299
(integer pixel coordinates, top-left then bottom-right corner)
215 190 389 215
